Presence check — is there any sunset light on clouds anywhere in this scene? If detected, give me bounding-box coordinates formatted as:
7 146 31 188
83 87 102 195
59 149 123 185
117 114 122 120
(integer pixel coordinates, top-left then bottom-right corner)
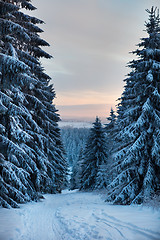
33 0 159 121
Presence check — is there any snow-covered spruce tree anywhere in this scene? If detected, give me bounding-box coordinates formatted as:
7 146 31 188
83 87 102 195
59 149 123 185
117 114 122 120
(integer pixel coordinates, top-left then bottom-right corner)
103 108 117 185
104 107 117 152
10 0 67 192
80 117 109 190
0 0 67 208
0 1 40 207
107 7 160 205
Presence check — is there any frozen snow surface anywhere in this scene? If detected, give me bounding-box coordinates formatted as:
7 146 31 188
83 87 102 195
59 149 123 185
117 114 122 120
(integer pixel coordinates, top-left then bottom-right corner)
0 190 160 240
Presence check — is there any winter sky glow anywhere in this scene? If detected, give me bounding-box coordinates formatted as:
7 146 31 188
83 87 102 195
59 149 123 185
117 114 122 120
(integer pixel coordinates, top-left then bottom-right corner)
33 0 159 121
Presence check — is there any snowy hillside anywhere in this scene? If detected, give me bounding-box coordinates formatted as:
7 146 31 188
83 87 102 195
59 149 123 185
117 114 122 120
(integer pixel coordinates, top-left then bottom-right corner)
58 121 92 129
0 190 160 240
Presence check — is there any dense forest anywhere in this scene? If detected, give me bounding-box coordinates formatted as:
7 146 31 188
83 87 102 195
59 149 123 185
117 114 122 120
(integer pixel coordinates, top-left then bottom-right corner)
0 1 160 208
62 7 160 205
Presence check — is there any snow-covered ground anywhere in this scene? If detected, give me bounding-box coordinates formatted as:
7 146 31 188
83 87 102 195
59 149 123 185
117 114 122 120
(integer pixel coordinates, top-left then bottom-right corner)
0 190 160 240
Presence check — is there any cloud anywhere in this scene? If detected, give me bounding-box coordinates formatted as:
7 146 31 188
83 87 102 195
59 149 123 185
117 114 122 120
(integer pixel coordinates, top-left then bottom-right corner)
33 0 160 119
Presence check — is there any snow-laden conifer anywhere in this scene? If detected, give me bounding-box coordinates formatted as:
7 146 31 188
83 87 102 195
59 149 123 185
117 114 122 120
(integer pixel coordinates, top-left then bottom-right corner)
104 108 117 153
80 117 108 190
0 0 67 207
107 7 160 205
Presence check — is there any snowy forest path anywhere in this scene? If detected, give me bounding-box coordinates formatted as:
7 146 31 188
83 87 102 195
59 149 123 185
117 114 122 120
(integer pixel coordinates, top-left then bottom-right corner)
0 190 160 240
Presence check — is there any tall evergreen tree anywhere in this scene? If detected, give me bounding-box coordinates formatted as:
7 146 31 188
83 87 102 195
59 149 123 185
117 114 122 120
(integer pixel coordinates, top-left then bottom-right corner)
0 0 67 208
80 117 108 190
103 108 117 185
104 107 117 153
107 7 160 205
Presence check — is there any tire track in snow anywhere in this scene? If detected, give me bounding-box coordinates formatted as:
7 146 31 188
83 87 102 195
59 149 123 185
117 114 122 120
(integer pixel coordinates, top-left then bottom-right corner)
50 191 160 240
55 205 126 240
19 201 57 240
102 211 160 240
93 212 127 240
52 210 65 240
1 191 160 240
92 211 160 240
